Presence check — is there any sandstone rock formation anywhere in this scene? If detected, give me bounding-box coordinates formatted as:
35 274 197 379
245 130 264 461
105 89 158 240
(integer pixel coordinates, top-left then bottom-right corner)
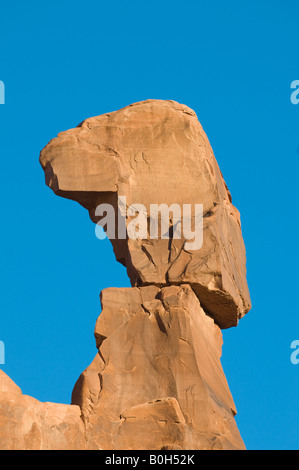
0 100 251 450
39 99 251 329
72 284 245 450
0 370 86 450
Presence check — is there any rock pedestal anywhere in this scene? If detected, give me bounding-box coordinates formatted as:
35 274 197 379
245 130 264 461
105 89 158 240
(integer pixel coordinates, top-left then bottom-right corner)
72 285 245 450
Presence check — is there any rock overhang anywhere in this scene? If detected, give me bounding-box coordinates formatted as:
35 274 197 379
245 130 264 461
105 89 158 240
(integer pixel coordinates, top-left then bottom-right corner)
39 99 251 329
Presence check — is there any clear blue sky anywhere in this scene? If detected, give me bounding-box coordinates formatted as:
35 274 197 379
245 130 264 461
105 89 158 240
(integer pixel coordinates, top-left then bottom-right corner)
0 0 298 450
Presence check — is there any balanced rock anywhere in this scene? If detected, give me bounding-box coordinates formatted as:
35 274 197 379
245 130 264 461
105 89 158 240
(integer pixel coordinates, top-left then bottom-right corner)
0 100 251 450
40 99 251 328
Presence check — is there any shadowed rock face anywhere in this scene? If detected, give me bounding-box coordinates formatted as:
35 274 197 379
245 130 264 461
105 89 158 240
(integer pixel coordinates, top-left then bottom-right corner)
0 100 251 450
39 99 251 329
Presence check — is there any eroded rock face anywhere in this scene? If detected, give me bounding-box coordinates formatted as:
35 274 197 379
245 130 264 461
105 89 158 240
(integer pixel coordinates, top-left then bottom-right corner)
0 99 250 450
71 285 245 450
0 370 86 450
39 99 251 329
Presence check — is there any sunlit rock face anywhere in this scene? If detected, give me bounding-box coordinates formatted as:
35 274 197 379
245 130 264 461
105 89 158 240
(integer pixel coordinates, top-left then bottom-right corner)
0 100 251 450
39 99 251 329
71 285 246 450
0 370 86 450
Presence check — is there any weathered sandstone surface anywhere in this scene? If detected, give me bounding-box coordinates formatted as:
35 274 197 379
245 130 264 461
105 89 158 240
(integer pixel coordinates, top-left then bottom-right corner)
0 100 250 450
0 370 86 450
72 284 245 450
40 99 251 329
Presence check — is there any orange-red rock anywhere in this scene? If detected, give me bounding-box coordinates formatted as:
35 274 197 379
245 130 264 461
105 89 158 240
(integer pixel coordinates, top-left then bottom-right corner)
40 99 251 329
0 100 251 450
72 284 245 450
0 370 86 450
